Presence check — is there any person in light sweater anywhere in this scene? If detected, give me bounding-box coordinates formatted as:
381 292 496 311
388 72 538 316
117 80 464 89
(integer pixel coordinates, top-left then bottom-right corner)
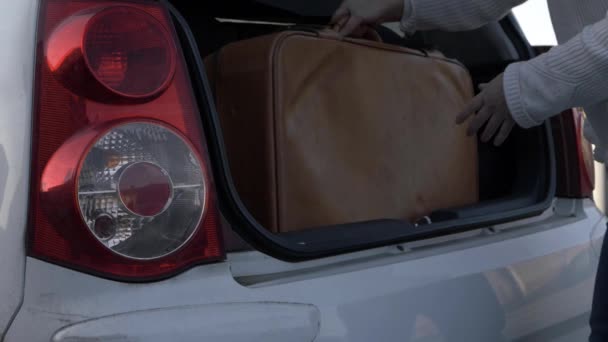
331 1 608 340
331 0 608 152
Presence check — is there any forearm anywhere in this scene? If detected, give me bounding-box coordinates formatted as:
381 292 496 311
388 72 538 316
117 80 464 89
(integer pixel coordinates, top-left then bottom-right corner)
504 15 608 131
400 0 525 34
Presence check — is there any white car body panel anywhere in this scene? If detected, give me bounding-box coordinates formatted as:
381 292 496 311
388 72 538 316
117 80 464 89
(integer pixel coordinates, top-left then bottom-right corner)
0 0 37 337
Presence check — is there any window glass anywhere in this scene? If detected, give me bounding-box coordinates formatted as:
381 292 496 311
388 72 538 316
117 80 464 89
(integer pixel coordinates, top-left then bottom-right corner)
512 0 558 46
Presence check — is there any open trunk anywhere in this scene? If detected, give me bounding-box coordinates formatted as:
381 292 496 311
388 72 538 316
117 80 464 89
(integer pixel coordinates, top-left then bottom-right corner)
166 0 556 260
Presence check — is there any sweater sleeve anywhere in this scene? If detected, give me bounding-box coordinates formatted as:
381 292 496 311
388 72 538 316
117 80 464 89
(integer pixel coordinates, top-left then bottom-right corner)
400 0 526 34
503 13 608 129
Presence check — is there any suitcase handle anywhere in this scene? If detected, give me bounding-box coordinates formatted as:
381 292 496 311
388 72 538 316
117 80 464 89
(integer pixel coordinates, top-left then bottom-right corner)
321 27 383 43
285 24 383 43
286 24 429 57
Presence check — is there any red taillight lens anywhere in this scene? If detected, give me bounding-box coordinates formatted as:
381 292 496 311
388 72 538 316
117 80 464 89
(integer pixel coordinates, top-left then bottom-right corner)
83 6 176 97
552 108 595 198
45 4 175 102
30 0 224 280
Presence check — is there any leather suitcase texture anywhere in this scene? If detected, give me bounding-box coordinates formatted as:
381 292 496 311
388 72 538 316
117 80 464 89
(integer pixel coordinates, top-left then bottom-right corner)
206 29 478 233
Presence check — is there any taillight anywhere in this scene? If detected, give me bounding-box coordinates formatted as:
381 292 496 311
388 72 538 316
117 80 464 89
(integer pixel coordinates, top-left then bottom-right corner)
30 0 224 280
551 108 595 198
574 108 595 196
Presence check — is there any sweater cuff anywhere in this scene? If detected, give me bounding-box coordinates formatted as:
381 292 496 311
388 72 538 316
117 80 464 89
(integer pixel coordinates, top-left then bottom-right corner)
503 63 543 129
399 0 416 35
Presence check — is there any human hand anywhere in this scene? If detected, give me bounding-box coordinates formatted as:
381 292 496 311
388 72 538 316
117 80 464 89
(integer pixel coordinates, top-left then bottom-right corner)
456 73 516 146
584 117 608 163
330 0 404 37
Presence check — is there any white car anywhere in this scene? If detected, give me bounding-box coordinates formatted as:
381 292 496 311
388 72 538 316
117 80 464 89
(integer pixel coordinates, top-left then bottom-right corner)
0 0 606 341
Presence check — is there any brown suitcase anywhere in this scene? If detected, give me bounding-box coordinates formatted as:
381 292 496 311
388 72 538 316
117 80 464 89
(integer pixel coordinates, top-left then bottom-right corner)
206 29 478 233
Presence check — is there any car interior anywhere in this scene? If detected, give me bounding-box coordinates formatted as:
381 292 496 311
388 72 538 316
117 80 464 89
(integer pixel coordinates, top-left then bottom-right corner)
167 0 556 259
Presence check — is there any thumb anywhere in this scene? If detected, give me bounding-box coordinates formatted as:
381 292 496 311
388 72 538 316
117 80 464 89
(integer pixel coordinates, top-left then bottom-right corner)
332 16 348 32
338 16 363 37
584 118 601 145
350 25 372 38
594 145 608 164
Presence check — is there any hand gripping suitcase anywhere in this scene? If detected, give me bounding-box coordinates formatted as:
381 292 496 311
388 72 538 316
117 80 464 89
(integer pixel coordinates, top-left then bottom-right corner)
206 29 478 233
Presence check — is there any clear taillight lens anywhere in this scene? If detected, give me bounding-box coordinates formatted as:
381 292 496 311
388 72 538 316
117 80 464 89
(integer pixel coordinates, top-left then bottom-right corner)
78 122 207 259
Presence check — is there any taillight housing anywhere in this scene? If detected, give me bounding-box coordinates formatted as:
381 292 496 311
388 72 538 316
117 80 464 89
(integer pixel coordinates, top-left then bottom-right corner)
30 0 224 281
551 108 595 198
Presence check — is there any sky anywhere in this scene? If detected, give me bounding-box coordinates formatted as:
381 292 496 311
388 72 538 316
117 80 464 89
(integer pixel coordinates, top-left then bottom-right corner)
512 0 558 45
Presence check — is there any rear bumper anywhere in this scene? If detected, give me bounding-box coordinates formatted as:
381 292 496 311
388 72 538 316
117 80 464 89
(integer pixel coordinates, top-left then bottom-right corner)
6 200 606 342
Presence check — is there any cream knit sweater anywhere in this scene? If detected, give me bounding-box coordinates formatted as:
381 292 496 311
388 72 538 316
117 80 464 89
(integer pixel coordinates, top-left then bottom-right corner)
400 0 608 151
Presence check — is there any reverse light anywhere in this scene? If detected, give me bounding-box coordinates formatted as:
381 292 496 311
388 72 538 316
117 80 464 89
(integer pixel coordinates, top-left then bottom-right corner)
76 122 207 260
30 0 224 281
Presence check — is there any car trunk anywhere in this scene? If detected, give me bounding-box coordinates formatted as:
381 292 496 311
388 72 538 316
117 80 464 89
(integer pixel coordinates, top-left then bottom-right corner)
166 0 556 260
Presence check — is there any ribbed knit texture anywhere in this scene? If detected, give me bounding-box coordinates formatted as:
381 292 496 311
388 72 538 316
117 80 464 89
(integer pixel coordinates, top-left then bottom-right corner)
400 0 608 148
400 0 525 33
